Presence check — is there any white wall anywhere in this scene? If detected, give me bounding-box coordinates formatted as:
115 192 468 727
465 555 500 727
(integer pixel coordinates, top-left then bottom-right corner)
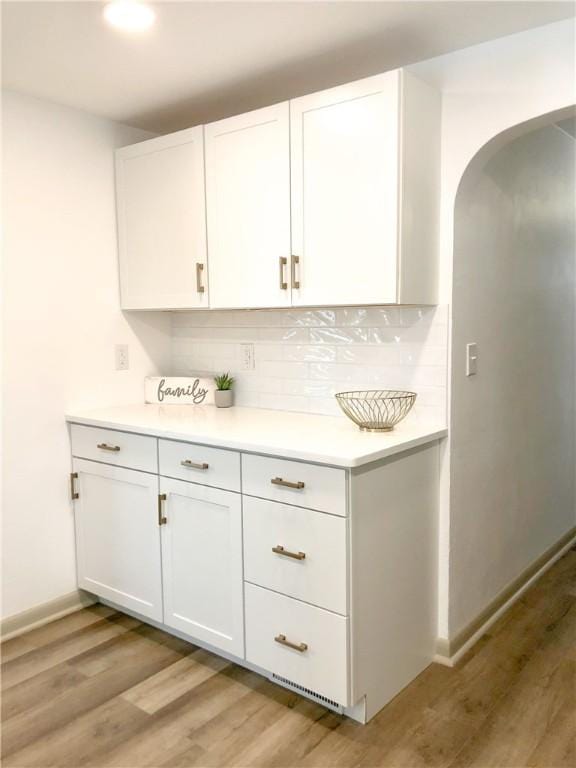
412 19 576 304
449 123 575 636
410 19 575 639
1 91 171 620
171 306 448 425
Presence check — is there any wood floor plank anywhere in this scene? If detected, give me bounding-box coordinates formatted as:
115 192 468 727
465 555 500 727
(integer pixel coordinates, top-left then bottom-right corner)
298 664 455 768
257 706 344 768
1 635 40 664
122 648 230 714
1 632 188 758
360 707 476 768
67 620 191 677
447 595 576 768
3 696 150 768
1 551 574 768
1 604 117 661
160 742 206 768
92 665 263 768
526 694 576 767
448 658 575 768
1 662 88 721
1 613 140 689
428 591 575 728
183 677 314 767
224 697 336 768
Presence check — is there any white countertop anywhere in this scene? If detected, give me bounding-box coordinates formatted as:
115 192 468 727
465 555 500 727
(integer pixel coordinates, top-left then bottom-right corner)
65 404 447 468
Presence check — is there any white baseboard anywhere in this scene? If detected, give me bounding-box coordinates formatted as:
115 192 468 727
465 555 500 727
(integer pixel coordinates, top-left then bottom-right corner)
434 530 576 667
1 590 97 642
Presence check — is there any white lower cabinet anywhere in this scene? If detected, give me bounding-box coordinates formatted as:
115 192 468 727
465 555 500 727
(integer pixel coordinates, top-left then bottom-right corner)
72 458 163 621
159 477 244 657
244 583 349 706
70 423 439 723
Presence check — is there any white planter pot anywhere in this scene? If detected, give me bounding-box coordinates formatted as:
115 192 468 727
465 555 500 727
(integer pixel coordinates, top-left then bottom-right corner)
214 390 234 408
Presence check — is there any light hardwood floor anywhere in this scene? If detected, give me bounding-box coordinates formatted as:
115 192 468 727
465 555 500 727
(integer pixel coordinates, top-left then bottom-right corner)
1 550 574 768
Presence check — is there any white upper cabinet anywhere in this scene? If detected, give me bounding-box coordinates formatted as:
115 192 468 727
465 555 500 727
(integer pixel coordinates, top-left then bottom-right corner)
290 70 440 306
115 68 439 310
290 73 400 306
116 127 208 310
204 103 292 309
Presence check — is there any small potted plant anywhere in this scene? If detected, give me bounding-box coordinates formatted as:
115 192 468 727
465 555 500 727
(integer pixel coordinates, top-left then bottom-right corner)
214 372 235 408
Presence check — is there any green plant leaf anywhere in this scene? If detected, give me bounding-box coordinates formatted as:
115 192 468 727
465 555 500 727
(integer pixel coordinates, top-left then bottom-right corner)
214 372 235 391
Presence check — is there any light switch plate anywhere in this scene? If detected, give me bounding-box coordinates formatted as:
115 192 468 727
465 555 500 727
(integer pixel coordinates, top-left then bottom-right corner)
466 343 478 376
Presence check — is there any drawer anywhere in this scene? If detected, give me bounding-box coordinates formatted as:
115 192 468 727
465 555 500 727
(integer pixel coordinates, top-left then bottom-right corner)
159 439 240 492
70 425 157 473
245 583 348 706
242 454 346 516
243 497 347 615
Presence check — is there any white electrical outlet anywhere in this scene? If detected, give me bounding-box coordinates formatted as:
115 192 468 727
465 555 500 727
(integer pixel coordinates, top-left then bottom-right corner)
240 343 255 371
115 344 129 371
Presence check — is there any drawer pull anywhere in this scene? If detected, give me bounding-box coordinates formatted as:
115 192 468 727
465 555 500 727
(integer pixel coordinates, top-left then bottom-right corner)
274 634 308 653
271 477 305 490
272 545 306 561
97 443 121 452
181 460 209 470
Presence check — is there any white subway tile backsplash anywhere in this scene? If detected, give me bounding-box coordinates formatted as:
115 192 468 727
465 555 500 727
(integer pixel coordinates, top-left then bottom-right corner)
258 327 309 343
336 346 400 365
281 309 336 326
170 306 448 424
284 345 337 362
257 360 309 379
309 327 370 345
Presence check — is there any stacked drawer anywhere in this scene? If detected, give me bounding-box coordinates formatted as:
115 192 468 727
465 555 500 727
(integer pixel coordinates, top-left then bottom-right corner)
242 454 349 706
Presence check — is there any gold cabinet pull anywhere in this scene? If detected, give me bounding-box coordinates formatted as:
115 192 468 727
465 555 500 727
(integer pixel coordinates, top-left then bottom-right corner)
279 256 288 290
158 494 167 526
272 545 306 561
196 262 205 293
274 634 308 653
97 443 120 452
271 476 305 490
70 472 79 500
291 255 300 289
181 460 209 470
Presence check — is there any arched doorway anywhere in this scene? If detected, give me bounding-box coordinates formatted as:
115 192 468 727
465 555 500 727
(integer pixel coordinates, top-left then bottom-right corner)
447 109 576 649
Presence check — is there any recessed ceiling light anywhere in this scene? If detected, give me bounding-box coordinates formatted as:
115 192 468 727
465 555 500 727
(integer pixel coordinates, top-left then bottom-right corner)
103 1 156 32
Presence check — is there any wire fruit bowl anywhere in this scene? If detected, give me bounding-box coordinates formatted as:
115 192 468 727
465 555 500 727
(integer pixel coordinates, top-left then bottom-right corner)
335 390 417 432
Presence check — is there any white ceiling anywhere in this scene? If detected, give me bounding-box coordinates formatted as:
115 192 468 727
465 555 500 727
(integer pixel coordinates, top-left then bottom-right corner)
3 1 574 133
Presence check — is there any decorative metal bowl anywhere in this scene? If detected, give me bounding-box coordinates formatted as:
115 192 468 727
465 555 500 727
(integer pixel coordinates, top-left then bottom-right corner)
335 390 417 432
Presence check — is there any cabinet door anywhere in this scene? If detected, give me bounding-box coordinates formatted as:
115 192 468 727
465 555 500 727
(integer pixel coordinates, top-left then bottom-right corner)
116 127 208 310
205 103 291 309
290 72 400 306
73 459 162 621
160 477 244 656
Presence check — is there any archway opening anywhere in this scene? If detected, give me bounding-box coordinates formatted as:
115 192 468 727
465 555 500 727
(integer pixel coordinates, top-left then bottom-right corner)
449 109 576 640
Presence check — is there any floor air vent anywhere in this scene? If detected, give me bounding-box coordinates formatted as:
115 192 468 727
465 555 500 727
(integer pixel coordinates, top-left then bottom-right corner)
271 674 344 714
